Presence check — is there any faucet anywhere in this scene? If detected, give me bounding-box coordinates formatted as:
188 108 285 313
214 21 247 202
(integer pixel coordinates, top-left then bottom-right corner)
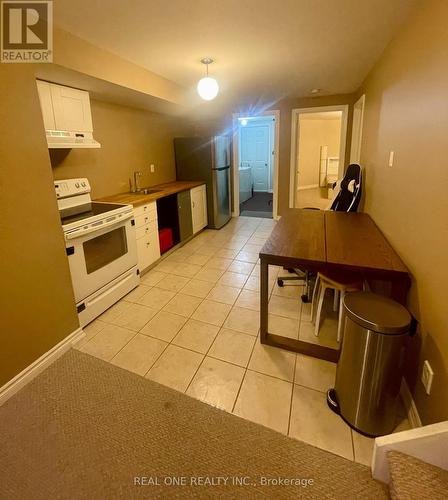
133 171 143 192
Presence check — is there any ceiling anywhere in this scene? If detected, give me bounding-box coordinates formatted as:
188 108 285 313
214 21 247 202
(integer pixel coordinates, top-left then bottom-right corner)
53 0 417 113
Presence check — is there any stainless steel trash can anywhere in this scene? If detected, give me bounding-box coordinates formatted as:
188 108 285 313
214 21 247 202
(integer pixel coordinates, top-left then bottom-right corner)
327 291 411 437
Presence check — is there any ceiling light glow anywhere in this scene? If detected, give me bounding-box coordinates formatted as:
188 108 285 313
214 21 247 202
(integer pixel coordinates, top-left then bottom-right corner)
197 58 219 101
197 76 219 101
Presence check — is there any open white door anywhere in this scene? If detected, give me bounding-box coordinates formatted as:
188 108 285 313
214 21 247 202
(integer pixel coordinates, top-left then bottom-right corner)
350 95 365 163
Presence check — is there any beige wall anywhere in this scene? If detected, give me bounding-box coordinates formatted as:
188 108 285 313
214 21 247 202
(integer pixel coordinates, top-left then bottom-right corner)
360 0 448 424
0 65 79 387
297 118 341 187
51 99 186 199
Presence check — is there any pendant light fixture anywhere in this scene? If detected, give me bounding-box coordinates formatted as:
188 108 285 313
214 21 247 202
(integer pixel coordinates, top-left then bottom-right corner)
197 57 219 101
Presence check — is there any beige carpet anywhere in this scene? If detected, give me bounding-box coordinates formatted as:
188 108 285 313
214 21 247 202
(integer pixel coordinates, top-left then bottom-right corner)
0 350 387 499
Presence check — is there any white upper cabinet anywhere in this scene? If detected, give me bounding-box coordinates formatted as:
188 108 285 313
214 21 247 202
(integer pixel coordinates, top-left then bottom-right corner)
50 83 93 133
36 80 100 149
191 185 208 234
36 81 55 130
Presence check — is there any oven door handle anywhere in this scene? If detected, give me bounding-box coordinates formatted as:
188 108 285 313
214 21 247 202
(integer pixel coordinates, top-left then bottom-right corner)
65 212 133 240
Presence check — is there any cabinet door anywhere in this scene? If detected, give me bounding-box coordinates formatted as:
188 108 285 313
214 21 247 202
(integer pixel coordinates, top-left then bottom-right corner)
50 83 93 132
136 235 152 271
190 188 202 234
36 80 55 130
191 185 208 233
136 232 161 272
148 230 161 264
177 191 193 242
200 185 208 229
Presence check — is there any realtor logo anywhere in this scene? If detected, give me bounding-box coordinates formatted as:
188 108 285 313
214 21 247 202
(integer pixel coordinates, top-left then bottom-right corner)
1 1 52 62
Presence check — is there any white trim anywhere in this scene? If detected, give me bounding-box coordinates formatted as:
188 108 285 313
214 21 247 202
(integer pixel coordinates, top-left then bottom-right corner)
0 327 85 406
297 183 319 191
400 378 422 429
232 110 280 220
350 94 365 164
289 105 349 209
372 421 448 483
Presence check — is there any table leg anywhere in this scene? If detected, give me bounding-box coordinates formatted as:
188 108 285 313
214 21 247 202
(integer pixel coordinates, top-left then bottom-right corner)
260 257 269 343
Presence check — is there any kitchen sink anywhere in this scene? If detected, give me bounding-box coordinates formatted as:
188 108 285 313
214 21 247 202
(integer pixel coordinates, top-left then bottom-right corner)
131 188 162 195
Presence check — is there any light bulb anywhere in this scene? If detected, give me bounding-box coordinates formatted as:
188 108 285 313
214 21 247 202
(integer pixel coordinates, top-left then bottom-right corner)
197 76 219 101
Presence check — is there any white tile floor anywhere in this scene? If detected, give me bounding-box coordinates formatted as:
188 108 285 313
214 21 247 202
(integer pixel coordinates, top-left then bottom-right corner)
75 215 410 466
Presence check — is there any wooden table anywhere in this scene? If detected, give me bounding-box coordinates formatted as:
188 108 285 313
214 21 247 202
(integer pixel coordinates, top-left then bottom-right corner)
259 209 411 361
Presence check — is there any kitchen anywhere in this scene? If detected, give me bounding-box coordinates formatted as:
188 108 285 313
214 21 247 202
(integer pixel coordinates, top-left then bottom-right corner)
2 2 446 497
40 79 231 327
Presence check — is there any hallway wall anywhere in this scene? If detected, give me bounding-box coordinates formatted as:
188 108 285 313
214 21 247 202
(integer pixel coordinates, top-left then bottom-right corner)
359 0 448 424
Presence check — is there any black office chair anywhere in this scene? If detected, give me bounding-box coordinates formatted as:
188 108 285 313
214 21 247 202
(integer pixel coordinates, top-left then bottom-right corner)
277 164 363 302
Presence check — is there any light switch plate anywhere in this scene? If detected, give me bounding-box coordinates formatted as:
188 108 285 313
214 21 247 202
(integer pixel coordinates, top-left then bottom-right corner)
150 164 155 173
421 360 434 395
388 151 394 167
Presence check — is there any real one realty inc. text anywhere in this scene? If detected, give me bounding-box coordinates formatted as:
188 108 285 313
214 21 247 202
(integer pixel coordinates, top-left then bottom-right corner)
134 476 314 488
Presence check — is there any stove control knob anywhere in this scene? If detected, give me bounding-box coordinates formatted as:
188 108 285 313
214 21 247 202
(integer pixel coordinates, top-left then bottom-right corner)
75 182 80 188
81 182 86 187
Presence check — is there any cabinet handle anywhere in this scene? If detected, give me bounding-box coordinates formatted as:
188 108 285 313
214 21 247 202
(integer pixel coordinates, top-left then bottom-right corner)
146 242 150 247
144 206 147 211
192 201 195 208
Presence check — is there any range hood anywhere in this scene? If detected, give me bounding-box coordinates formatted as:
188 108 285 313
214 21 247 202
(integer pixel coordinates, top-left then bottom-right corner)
37 80 101 149
46 130 101 149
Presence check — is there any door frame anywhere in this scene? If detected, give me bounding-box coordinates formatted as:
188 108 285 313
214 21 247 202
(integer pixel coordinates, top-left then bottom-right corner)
232 110 280 219
289 105 348 208
350 94 365 163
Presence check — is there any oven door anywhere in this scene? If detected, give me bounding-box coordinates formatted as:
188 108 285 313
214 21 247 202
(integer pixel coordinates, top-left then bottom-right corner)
66 215 137 303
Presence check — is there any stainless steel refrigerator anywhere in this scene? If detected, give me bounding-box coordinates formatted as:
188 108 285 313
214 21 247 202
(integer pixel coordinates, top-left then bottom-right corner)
174 135 231 229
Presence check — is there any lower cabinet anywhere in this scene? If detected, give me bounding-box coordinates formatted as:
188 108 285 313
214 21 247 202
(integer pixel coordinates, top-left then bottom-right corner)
190 184 208 234
134 201 160 272
133 186 207 271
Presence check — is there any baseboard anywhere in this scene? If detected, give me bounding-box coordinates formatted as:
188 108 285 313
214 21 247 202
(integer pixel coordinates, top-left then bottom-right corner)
400 378 422 428
297 184 319 191
0 327 85 406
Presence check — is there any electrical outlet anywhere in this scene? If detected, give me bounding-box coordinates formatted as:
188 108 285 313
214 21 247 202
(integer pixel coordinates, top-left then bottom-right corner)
421 360 434 395
388 151 394 167
150 164 155 173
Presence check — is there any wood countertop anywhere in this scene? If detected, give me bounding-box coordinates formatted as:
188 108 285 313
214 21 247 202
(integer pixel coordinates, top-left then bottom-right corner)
95 180 206 207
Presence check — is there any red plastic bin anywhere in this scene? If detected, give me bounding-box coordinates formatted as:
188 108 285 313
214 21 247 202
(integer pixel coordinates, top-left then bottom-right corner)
159 228 174 254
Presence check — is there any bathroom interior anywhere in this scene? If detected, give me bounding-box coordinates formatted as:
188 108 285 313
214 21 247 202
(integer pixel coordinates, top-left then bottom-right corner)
295 110 343 209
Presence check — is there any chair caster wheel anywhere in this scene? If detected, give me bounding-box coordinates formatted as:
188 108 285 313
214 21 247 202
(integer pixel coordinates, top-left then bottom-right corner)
277 279 284 287
301 294 309 303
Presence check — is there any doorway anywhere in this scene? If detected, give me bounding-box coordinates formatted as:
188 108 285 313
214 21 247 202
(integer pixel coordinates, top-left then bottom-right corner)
350 95 365 163
289 105 348 209
232 111 279 219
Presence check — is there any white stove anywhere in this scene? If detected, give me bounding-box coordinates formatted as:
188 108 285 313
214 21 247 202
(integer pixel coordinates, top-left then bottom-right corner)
55 178 139 327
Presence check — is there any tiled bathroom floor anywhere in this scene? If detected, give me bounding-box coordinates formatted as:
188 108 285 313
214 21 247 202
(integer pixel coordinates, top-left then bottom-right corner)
75 216 410 466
